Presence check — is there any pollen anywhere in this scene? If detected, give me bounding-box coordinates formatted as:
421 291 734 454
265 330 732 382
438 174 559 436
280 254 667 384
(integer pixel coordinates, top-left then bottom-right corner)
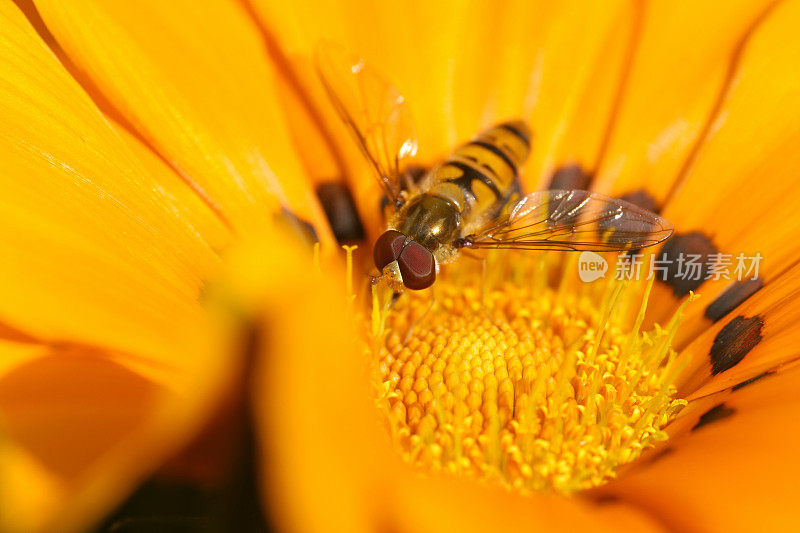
370 253 690 494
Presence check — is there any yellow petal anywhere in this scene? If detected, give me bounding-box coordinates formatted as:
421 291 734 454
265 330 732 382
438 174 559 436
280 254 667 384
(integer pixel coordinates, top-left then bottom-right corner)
33 0 333 243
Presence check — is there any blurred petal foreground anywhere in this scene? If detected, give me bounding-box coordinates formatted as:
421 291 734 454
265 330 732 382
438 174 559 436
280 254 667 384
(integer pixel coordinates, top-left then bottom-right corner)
1 0 800 533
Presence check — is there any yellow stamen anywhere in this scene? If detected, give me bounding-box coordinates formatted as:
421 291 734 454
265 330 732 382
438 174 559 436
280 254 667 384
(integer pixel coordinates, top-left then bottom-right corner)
370 253 688 494
342 244 358 303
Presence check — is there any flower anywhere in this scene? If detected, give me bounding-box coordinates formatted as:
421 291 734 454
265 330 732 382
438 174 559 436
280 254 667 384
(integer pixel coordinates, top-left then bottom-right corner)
1 0 800 532
251 0 800 530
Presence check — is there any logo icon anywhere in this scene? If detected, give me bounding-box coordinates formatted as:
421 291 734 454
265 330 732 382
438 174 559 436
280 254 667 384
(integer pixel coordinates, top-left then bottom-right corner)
578 251 608 282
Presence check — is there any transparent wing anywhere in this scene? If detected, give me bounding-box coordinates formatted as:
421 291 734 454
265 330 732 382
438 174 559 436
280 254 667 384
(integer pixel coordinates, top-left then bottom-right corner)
458 189 674 251
315 42 418 207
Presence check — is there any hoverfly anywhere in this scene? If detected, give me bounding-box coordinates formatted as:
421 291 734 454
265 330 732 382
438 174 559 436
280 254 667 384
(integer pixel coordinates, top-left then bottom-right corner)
316 45 674 291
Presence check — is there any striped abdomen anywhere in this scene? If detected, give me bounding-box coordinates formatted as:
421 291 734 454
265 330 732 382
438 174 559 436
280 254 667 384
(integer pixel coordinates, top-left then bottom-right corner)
392 120 531 254
423 120 531 231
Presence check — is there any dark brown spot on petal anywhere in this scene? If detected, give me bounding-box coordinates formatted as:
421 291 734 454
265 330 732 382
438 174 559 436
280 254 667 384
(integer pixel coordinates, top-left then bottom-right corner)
592 495 622 505
598 189 663 249
316 182 365 244
692 403 735 431
548 164 592 190
732 370 773 391
619 189 659 213
655 231 717 297
275 207 318 247
710 315 764 375
705 278 763 322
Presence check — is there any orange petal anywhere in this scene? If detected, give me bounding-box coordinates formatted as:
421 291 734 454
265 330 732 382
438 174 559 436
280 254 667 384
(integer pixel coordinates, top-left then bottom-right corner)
335 0 504 159
32 0 333 243
0 11 239 529
0 2 223 364
600 365 800 533
393 473 666 533
675 261 800 399
654 0 800 338
252 0 637 233
637 0 800 325
249 0 505 236
593 0 777 202
110 121 232 254
661 0 800 214
248 42 377 242
256 0 637 170
661 0 800 252
514 0 638 190
0 330 236 533
227 232 390 533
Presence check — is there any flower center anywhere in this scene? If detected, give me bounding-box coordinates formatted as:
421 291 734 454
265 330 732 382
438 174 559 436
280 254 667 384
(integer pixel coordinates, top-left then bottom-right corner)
370 253 688 494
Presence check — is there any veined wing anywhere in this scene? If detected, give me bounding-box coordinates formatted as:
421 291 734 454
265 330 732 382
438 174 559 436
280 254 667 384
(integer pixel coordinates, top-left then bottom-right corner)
457 189 674 251
315 42 417 207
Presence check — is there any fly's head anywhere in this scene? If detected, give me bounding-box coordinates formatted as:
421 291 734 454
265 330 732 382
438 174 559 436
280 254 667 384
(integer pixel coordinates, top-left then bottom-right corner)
373 229 436 291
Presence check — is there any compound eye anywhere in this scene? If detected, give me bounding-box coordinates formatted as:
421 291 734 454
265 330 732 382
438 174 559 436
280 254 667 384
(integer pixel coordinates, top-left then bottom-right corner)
397 241 436 290
374 230 407 270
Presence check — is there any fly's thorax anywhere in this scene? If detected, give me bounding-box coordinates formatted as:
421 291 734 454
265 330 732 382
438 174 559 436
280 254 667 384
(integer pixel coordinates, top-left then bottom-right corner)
392 193 462 252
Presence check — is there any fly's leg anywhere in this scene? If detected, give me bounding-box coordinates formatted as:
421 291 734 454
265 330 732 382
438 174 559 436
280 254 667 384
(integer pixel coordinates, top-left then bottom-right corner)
480 257 505 333
403 286 437 344
461 250 504 333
